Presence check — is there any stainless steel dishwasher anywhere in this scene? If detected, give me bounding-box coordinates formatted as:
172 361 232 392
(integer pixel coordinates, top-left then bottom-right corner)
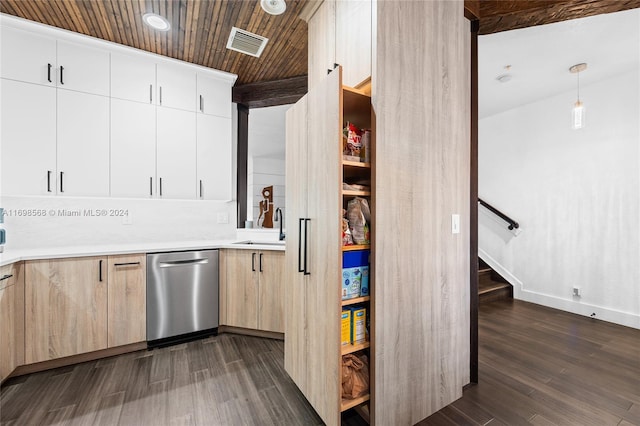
147 250 219 345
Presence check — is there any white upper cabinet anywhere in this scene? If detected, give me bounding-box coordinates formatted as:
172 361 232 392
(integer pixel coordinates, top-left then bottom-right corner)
111 99 157 198
307 0 336 90
111 52 156 104
335 0 372 88
157 63 197 112
56 40 110 96
197 73 232 118
197 115 233 200
0 79 57 196
1 26 56 86
156 108 197 199
56 90 110 196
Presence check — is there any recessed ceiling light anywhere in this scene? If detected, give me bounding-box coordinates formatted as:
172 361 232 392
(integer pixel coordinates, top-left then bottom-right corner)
260 0 287 15
142 13 170 31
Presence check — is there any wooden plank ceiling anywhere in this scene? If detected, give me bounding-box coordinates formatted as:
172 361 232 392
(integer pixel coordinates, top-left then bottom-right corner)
1 1 638 86
0 0 309 86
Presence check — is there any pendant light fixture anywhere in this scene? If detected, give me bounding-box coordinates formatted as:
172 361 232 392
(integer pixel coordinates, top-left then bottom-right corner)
569 63 587 129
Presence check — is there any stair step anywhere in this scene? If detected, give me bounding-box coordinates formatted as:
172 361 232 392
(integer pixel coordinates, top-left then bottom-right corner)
478 267 492 274
479 281 511 295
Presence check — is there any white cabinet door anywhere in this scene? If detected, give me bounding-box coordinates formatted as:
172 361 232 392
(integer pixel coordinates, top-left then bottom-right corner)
196 115 232 200
0 79 57 196
307 0 336 90
196 74 231 118
111 52 156 104
111 99 157 197
0 26 56 86
335 0 372 87
57 90 110 196
57 40 110 96
157 108 197 199
157 63 196 112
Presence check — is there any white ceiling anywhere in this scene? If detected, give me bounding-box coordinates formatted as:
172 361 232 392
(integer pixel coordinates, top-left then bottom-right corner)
247 104 291 159
479 8 640 119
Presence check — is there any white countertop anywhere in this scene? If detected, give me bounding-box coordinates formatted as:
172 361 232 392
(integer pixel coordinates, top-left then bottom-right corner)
0 239 285 266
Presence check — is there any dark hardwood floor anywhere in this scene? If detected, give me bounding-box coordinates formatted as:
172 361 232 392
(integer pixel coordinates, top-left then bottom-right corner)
2 300 639 425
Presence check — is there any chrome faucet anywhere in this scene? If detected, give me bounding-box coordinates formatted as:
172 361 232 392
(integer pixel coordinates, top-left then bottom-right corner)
275 207 285 241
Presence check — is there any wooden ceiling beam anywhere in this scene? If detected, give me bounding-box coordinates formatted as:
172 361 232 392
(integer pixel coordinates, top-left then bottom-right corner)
232 75 307 109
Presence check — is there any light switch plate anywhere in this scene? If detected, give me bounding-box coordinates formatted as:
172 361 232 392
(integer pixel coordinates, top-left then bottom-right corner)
217 212 229 224
451 214 460 234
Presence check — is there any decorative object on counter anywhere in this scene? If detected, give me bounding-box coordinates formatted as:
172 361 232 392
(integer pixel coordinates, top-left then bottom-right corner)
258 185 274 228
341 353 370 399
245 220 254 229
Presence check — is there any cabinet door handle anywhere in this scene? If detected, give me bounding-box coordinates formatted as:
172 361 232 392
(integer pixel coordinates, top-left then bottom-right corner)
304 218 310 275
150 84 153 103
150 177 153 196
59 171 64 193
99 260 103 282
159 86 162 105
47 63 52 83
47 170 52 192
159 177 163 196
114 262 141 267
199 95 203 112
0 274 13 282
199 180 203 198
252 252 256 272
298 218 304 273
59 65 64 85
259 253 263 272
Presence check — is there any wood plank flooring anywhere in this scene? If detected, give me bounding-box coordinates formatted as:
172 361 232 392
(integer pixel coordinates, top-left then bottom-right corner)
418 300 640 426
2 300 639 425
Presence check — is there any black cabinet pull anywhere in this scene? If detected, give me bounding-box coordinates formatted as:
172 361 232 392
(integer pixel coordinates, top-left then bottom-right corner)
159 177 163 196
259 253 263 272
252 252 256 272
199 180 203 198
99 260 103 282
47 170 52 192
298 218 304 273
150 177 153 196
47 63 52 83
159 86 162 105
114 262 141 267
59 65 64 84
199 95 203 112
303 218 310 275
0 274 13 282
59 171 64 193
150 84 153 103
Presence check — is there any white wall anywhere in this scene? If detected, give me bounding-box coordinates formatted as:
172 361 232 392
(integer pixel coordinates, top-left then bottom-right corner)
479 69 640 329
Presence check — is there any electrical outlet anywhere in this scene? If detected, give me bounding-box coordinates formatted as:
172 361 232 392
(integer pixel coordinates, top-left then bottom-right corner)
217 212 229 224
572 287 580 297
451 214 460 234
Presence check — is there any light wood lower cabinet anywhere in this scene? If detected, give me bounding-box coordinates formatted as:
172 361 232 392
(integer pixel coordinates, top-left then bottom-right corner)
107 254 146 347
25 257 108 364
0 262 25 382
222 249 284 333
25 254 147 364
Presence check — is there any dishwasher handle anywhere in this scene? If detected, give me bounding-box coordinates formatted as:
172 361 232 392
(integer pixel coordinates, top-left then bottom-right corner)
158 258 209 268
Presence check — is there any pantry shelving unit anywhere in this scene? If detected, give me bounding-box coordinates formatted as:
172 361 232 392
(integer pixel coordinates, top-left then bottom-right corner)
340 82 373 414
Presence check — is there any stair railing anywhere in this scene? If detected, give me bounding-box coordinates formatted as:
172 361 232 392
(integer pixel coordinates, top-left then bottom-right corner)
478 199 519 230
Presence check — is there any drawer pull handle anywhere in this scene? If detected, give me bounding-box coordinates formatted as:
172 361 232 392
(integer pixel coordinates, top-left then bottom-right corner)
114 262 141 267
0 274 13 282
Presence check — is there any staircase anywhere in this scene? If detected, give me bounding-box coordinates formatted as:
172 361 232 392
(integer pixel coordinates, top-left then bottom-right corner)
478 258 512 303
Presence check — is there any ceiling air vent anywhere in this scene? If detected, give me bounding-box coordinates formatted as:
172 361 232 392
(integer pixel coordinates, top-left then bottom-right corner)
226 27 269 58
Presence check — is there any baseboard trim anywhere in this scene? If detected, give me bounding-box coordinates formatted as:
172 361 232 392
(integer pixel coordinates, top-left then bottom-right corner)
219 325 284 340
8 342 147 380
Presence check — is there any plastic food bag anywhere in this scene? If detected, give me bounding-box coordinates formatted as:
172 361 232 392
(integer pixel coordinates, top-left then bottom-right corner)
342 209 353 246
347 197 371 244
342 354 369 399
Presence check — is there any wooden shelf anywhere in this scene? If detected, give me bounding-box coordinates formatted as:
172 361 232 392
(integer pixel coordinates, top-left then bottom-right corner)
343 160 371 168
342 296 370 306
341 394 370 412
342 244 370 252
343 190 370 197
341 341 370 355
